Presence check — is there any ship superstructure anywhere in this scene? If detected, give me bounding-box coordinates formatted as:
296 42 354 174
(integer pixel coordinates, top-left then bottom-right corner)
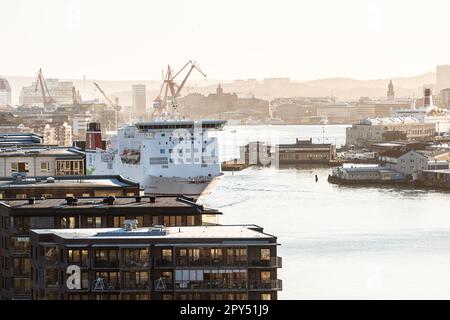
86 119 226 195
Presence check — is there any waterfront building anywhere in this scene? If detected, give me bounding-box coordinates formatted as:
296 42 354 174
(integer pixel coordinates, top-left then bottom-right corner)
28 224 281 300
20 79 74 106
345 117 436 146
132 84 147 119
330 165 402 182
0 78 12 106
379 150 428 178
276 138 337 164
239 142 272 166
418 169 450 188
0 146 85 178
0 195 222 299
0 175 139 199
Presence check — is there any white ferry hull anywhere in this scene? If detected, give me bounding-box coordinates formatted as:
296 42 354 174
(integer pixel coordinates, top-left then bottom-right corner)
142 174 221 196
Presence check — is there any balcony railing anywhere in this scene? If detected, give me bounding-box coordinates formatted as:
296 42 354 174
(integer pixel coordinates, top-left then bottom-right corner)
45 257 59 266
121 282 150 291
175 281 248 291
154 260 174 268
93 260 120 268
121 260 150 268
14 288 32 296
248 279 282 291
92 280 120 291
175 258 248 268
249 257 282 268
153 280 174 291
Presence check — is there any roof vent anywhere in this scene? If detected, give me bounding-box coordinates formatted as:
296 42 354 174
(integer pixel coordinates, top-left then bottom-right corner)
28 198 35 205
123 219 138 231
149 196 156 203
103 196 116 205
66 196 78 206
46 177 55 183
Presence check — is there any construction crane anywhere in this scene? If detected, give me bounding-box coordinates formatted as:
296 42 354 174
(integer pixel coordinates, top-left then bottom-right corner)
93 82 121 112
153 60 207 118
93 82 122 131
34 68 56 107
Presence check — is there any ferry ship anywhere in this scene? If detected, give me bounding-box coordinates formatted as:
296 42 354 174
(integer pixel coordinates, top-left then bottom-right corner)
86 120 226 196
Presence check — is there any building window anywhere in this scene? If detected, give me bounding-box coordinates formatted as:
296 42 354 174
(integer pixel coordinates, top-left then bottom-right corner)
113 216 125 228
260 249 271 261
260 293 272 300
162 249 172 263
68 249 88 267
11 162 29 173
186 216 195 226
16 194 27 199
60 217 77 229
260 271 271 283
40 162 50 172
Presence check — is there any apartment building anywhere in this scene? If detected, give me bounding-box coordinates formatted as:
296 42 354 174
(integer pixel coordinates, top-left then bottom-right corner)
0 196 222 299
28 224 281 300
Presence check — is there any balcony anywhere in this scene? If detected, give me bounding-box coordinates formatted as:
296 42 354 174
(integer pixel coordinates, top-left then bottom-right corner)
248 279 282 291
154 260 174 268
93 260 120 269
121 259 150 269
153 280 174 291
249 257 282 268
92 280 120 291
121 282 151 291
175 257 248 268
175 281 248 291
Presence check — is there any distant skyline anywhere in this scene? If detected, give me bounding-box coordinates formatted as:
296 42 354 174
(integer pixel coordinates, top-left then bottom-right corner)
1 0 450 81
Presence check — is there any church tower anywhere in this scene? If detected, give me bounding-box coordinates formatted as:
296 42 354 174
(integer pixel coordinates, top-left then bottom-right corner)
387 80 395 100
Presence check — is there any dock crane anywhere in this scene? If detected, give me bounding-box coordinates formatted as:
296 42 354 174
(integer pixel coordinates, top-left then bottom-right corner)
93 82 121 130
34 68 56 107
153 60 207 118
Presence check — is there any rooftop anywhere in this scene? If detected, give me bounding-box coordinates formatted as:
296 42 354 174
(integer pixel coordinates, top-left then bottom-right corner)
0 175 138 189
0 146 85 158
31 225 274 241
359 117 421 126
0 195 221 214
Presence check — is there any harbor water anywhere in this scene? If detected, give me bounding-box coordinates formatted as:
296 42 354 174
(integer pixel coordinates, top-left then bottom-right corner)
204 125 450 299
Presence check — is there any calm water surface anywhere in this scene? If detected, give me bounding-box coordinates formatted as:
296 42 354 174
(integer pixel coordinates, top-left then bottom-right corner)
205 125 450 299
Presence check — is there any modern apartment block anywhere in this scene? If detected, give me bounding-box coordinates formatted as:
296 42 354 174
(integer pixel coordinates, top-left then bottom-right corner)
0 146 86 178
132 84 147 119
0 196 222 299
0 175 139 199
28 224 281 300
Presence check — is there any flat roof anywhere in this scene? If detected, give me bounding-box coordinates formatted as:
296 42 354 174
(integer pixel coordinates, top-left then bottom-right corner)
0 196 220 214
422 169 450 174
0 146 85 158
31 225 274 241
0 175 138 189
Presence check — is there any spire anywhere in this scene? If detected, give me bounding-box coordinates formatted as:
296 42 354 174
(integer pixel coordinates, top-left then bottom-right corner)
387 80 395 100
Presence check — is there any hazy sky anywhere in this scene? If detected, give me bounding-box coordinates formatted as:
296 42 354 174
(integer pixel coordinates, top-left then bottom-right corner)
1 0 450 81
